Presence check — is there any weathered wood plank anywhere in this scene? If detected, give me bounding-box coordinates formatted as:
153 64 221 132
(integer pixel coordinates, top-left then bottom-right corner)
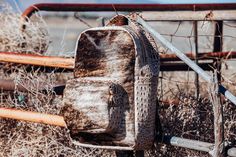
209 71 224 157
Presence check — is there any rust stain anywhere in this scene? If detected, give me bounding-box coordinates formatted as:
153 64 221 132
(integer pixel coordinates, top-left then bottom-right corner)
205 10 214 20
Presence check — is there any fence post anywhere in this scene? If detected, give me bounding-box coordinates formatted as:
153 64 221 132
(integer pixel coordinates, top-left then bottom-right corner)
209 71 225 157
213 21 223 83
194 21 200 99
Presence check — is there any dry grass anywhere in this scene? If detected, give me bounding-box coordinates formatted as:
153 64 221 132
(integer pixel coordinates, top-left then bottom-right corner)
0 3 114 157
0 68 115 157
145 70 236 157
0 2 49 54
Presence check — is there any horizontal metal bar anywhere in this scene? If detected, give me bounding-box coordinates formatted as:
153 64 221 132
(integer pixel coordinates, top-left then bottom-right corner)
160 135 213 153
143 10 236 21
160 96 227 107
137 17 236 105
0 107 66 127
0 52 74 69
0 79 65 95
159 135 236 157
1 51 235 67
21 3 236 30
0 79 26 92
22 3 236 20
1 51 235 72
0 52 213 72
19 62 213 72
1 105 236 155
160 62 213 71
160 51 236 61
228 147 236 157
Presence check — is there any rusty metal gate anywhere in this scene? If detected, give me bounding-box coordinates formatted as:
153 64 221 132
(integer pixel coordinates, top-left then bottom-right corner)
1 3 236 157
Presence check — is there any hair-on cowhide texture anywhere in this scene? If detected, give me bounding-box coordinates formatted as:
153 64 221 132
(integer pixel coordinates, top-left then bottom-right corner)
61 15 160 150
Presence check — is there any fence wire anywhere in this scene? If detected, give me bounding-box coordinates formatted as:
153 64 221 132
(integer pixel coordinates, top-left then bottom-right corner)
146 19 236 157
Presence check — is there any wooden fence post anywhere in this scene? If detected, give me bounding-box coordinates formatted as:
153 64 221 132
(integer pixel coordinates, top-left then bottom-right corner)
209 71 225 157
